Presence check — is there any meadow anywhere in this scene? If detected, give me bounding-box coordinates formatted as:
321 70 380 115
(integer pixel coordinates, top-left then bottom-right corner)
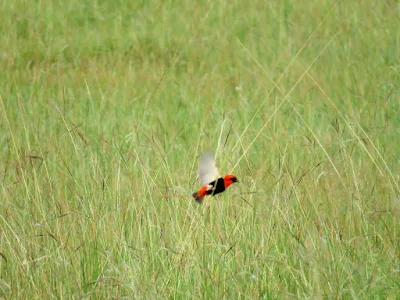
1 0 399 298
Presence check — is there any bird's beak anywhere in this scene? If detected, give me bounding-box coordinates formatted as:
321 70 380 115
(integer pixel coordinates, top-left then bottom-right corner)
233 178 238 183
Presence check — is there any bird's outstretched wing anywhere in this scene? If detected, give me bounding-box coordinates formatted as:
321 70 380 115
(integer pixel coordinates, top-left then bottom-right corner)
198 150 220 186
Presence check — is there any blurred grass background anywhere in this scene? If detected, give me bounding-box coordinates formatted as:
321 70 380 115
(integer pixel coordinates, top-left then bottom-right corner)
1 0 399 298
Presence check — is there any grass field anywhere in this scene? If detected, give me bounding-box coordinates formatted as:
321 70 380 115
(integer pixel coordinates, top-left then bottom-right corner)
1 0 399 298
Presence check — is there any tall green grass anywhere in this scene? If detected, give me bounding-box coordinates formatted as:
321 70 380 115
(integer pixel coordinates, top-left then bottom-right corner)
1 0 399 298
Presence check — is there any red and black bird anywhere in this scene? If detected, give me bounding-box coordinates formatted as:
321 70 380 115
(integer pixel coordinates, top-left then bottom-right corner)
192 151 238 204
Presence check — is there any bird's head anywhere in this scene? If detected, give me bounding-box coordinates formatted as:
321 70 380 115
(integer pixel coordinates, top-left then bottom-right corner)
223 174 239 188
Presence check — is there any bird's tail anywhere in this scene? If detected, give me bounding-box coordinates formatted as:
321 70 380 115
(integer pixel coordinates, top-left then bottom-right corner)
192 186 209 204
192 192 204 204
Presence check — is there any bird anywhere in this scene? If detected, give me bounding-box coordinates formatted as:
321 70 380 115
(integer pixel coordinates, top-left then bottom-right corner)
192 150 238 204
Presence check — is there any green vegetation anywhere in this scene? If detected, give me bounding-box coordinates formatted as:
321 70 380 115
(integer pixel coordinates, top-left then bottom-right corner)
1 0 399 298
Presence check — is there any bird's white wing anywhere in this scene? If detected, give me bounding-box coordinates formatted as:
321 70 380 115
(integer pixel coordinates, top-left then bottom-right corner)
198 150 220 186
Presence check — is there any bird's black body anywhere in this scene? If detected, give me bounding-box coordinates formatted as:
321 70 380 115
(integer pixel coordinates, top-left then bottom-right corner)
206 178 226 196
192 174 238 204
